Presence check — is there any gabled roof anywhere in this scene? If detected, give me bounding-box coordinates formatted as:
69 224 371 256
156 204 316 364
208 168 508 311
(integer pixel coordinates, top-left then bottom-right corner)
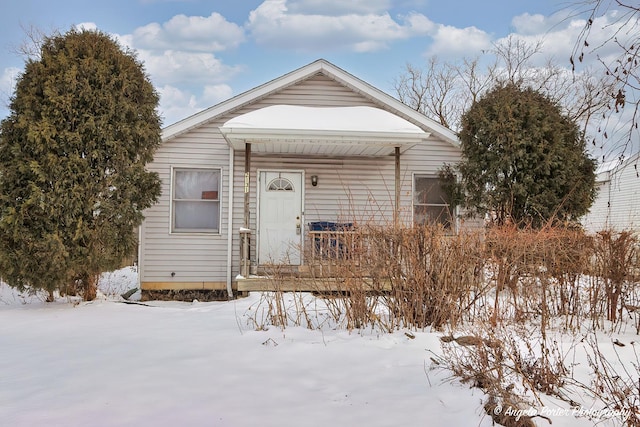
596 151 640 182
161 59 459 147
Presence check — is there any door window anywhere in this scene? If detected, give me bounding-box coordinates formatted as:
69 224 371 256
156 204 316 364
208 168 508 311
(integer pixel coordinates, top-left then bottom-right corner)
267 177 294 191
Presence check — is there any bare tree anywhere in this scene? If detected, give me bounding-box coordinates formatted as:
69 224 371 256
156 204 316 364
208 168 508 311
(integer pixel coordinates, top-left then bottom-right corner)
394 55 495 130
394 62 428 118
395 36 613 152
492 35 544 85
456 56 495 107
571 1 640 158
2 25 61 111
492 35 613 136
12 24 59 60
394 58 459 129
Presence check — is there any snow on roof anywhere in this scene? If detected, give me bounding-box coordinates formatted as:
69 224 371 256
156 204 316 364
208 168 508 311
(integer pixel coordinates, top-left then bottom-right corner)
596 159 619 175
222 105 426 135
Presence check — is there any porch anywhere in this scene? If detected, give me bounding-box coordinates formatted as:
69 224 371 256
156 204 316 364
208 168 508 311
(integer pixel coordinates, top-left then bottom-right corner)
234 226 387 292
220 105 431 297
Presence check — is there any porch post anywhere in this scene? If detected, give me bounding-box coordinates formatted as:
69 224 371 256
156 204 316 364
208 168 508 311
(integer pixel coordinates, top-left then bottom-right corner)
242 143 251 277
226 147 235 299
394 146 400 226
244 143 251 229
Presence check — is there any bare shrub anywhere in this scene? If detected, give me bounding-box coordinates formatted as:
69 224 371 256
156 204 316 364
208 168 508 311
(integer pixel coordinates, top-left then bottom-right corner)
348 224 486 330
437 321 568 399
243 262 313 331
582 335 640 426
484 225 593 327
591 230 640 325
244 291 287 331
249 224 640 335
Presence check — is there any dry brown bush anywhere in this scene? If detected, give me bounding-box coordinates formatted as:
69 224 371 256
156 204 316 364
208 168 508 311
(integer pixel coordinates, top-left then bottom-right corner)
591 230 640 325
253 224 640 334
354 224 486 330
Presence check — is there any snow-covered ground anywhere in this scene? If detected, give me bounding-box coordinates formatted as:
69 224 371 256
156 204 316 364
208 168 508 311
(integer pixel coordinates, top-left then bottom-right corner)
0 268 634 426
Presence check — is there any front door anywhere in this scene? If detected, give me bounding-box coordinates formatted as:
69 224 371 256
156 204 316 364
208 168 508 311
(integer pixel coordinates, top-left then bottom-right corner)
258 171 303 265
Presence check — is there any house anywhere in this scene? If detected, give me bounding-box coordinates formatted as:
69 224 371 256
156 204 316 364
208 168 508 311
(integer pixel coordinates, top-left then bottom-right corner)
138 59 463 300
582 153 640 233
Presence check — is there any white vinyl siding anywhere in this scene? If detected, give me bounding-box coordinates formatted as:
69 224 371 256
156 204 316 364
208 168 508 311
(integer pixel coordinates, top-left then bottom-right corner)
139 127 230 284
583 156 640 233
583 180 611 232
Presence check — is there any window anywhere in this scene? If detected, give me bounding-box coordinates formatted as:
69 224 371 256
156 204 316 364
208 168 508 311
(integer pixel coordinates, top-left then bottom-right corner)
267 177 294 191
413 175 453 228
172 168 220 232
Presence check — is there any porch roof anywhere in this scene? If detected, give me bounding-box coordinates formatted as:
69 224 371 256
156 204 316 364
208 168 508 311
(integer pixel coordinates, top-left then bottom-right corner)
219 105 430 156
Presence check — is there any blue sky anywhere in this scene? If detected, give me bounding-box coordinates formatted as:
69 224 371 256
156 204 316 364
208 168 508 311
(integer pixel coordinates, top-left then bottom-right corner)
0 0 622 127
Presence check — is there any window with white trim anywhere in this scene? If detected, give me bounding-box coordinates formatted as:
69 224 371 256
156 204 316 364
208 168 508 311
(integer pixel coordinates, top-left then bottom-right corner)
172 168 220 233
413 175 452 228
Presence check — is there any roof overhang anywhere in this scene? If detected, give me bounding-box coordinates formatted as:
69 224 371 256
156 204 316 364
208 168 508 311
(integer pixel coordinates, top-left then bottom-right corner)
219 105 431 156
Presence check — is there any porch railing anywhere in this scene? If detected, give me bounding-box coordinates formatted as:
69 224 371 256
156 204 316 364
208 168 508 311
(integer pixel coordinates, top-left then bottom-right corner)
307 222 357 261
307 230 359 261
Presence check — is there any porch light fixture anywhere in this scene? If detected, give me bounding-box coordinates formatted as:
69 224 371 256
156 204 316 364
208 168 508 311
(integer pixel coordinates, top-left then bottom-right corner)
311 175 318 187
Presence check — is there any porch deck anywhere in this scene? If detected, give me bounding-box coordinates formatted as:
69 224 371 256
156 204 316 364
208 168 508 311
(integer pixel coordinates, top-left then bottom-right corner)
234 276 390 292
236 228 373 292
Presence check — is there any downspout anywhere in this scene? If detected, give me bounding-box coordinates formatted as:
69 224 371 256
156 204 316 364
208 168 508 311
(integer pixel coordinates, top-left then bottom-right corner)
394 146 400 226
137 224 142 290
226 148 235 300
606 176 612 229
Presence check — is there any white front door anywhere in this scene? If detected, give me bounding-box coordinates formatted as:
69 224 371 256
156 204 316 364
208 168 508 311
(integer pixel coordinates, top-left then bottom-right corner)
258 171 303 265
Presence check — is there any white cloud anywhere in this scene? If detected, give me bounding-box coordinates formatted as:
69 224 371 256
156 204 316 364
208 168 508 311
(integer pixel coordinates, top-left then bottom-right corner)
403 12 435 34
498 10 640 159
74 22 99 32
137 49 242 86
0 67 20 110
158 84 233 125
129 12 244 52
110 11 246 98
98 2 640 130
247 0 433 52
413 10 638 71
427 25 492 57
498 13 586 66
569 10 639 64
202 84 233 105
502 11 638 68
510 12 569 36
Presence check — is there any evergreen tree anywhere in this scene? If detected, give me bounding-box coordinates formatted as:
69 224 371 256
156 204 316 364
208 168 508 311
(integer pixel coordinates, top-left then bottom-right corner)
0 29 162 300
457 83 596 228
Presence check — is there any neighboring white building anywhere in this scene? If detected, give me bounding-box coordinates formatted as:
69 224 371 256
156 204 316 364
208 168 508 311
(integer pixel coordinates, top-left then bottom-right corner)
582 153 640 233
138 59 463 299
